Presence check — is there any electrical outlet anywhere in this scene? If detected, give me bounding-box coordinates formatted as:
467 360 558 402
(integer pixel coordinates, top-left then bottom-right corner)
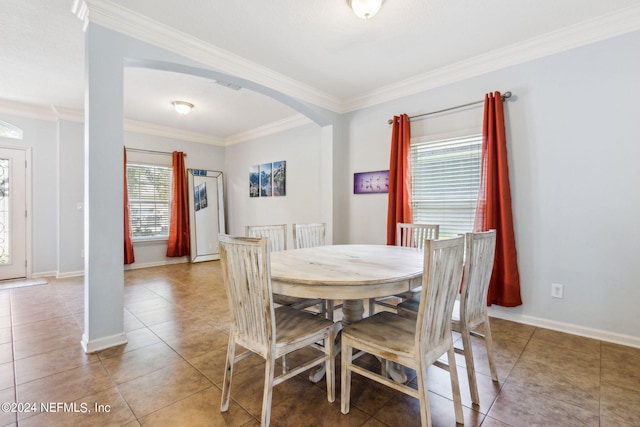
551 283 563 299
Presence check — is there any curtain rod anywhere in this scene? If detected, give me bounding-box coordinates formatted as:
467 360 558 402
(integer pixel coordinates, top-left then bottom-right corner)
387 91 512 125
125 147 187 157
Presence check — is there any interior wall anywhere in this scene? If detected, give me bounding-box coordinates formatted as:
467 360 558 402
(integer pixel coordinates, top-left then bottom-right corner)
123 131 226 269
224 122 324 249
343 31 640 343
0 113 58 276
0 113 227 277
58 119 85 275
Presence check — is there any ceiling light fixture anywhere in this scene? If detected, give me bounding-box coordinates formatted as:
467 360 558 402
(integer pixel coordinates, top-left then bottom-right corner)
172 101 194 115
349 0 383 19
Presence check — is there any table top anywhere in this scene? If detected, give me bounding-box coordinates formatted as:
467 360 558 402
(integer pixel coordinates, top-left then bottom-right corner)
270 244 424 300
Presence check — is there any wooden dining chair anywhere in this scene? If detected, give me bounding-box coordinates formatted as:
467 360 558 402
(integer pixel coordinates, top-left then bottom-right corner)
396 222 440 249
292 223 338 320
219 235 335 427
292 223 326 249
398 230 498 405
246 224 323 312
341 236 465 427
246 224 288 253
368 222 439 315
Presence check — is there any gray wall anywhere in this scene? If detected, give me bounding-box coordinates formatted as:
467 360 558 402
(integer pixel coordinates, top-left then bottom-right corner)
0 113 227 276
2 29 638 346
224 122 326 249
342 31 640 343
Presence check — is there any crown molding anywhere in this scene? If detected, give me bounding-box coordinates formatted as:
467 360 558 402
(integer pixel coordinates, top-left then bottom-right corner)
74 1 640 114
0 99 59 122
123 119 224 146
0 98 313 145
342 3 640 112
223 114 313 146
53 106 84 123
74 0 342 113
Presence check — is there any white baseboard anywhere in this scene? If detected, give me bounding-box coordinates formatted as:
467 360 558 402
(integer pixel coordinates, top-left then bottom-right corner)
124 257 189 271
53 258 189 277
488 307 640 349
81 332 127 354
31 271 57 279
57 270 84 278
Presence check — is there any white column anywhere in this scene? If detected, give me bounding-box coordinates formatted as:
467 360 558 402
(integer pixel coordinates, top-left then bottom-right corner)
81 24 127 353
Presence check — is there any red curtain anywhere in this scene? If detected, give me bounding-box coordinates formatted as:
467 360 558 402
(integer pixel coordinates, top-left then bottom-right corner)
123 148 135 264
474 92 522 307
166 151 191 257
386 114 413 245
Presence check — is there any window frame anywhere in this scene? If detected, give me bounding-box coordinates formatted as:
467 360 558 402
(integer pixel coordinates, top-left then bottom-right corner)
126 161 173 242
410 132 482 239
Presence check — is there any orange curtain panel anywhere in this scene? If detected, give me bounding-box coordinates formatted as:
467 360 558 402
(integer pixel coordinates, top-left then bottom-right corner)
386 114 413 245
123 148 135 264
166 151 191 257
474 92 522 307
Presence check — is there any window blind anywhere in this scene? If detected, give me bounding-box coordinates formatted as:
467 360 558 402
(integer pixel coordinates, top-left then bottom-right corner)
126 163 172 239
410 135 482 238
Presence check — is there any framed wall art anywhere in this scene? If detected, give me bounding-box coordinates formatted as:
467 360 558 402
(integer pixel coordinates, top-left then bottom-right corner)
249 160 286 197
354 170 389 194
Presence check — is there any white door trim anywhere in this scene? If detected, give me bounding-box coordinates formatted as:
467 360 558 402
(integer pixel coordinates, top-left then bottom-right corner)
0 143 32 279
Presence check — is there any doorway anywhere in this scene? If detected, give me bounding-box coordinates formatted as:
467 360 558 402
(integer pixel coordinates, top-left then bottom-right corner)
0 146 27 280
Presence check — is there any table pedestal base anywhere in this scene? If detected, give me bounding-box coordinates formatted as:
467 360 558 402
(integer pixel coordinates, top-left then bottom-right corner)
307 299 407 384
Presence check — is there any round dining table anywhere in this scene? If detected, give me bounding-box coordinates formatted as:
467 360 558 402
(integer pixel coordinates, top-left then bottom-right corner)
270 244 424 324
270 244 424 383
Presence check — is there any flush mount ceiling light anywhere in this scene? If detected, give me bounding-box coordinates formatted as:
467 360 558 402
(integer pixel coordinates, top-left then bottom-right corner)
349 0 383 19
172 101 194 115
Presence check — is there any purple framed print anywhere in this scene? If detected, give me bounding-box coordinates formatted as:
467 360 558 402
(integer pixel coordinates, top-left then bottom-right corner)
354 170 389 194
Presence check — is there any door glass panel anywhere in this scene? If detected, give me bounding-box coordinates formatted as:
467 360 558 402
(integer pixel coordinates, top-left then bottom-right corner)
0 158 9 264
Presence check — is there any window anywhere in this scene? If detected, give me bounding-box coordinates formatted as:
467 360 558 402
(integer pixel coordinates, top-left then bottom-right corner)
411 134 482 238
0 120 23 140
126 163 172 239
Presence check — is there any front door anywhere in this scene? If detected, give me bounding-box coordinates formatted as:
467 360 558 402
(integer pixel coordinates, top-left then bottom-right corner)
0 147 27 280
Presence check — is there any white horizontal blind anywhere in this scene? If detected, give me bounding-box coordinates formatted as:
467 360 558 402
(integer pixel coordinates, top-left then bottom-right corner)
411 134 482 238
126 163 172 239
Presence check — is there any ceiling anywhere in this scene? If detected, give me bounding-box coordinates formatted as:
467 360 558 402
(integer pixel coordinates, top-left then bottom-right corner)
1 0 639 144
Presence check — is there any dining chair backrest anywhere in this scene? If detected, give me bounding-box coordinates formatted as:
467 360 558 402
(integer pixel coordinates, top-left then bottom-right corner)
396 223 439 249
417 236 465 362
293 223 326 249
459 230 497 328
219 234 274 357
219 234 336 425
246 224 287 253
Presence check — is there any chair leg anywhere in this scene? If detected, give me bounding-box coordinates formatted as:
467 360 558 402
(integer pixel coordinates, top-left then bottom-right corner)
220 337 236 412
326 299 334 322
416 361 433 427
340 341 353 414
261 356 276 427
325 329 336 403
447 344 464 425
483 318 499 382
461 326 480 405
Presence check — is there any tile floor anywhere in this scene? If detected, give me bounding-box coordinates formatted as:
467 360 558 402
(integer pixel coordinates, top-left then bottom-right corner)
1 261 639 426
